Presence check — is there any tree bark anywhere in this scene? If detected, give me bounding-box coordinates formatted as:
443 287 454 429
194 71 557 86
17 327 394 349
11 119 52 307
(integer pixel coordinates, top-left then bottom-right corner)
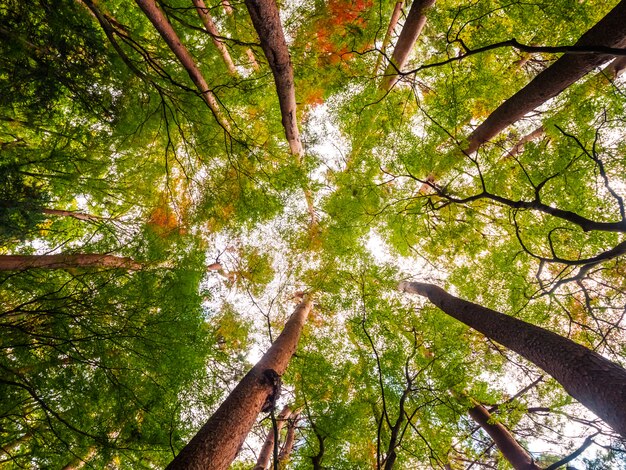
277 412 299 465
468 400 540 470
192 0 238 75
375 2 404 75
0 254 143 271
465 0 626 154
244 0 303 156
253 405 292 470
605 55 626 78
134 0 229 130
166 298 313 470
399 281 626 437
381 0 436 90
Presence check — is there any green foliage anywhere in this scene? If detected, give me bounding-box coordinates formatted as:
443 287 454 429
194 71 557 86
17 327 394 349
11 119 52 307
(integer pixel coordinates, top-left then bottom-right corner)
2 0 626 467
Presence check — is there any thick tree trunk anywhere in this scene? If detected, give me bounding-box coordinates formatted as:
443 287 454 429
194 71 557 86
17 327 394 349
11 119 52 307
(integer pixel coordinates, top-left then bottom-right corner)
375 2 404 74
381 0 436 90
465 0 626 154
0 254 143 271
244 0 303 156
166 298 313 470
468 401 540 470
134 0 229 129
192 0 237 75
399 282 626 437
253 405 292 470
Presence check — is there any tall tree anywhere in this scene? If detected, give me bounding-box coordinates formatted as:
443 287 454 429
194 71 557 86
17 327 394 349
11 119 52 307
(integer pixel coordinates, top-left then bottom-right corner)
465 0 626 154
253 405 292 470
0 254 143 271
381 0 436 90
244 0 302 157
166 298 312 470
467 400 540 470
134 0 229 130
400 281 626 437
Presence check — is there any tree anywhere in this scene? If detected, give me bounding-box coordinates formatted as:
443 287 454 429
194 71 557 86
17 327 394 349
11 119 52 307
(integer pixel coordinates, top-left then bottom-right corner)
166 298 312 470
400 281 626 438
464 0 626 154
381 0 436 90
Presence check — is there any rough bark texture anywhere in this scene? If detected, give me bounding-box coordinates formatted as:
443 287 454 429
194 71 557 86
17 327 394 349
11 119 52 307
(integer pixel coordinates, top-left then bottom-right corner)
253 405 292 470
465 0 626 154
468 401 540 470
166 299 312 470
399 281 626 437
245 0 303 156
134 0 229 129
192 0 237 75
0 254 143 271
375 2 404 74
381 0 436 90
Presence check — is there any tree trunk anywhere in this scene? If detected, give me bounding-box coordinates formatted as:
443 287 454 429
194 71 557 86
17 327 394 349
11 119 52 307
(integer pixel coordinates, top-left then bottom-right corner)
134 0 229 130
465 0 626 154
505 126 545 158
468 400 540 470
192 0 238 75
253 405 292 470
381 0 436 90
375 2 404 75
605 55 626 78
277 412 299 465
399 282 626 437
166 298 313 470
0 254 143 271
244 0 303 156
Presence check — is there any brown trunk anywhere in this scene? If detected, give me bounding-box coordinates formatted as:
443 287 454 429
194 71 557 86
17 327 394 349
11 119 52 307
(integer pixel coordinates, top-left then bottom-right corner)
399 282 626 437
253 405 292 470
381 0 436 90
505 126 545 158
40 208 103 222
192 0 237 75
375 2 404 74
468 401 540 470
244 0 303 156
465 0 626 154
0 254 143 271
134 0 229 130
166 298 313 470
277 413 299 464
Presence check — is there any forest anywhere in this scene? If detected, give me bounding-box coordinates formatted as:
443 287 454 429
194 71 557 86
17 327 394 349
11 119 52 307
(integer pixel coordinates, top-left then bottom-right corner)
1 0 626 468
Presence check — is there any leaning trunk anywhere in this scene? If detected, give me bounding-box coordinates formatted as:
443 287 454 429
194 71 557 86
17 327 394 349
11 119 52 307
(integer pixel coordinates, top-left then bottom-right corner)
244 0 302 156
192 0 238 75
399 282 626 437
375 2 404 75
134 0 229 129
277 412 299 465
253 405 292 470
166 298 313 470
381 0 436 90
468 401 540 470
0 254 143 271
465 0 626 154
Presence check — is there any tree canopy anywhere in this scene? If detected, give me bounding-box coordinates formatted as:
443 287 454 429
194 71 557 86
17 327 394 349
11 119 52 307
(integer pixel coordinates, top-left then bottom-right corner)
2 0 626 468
